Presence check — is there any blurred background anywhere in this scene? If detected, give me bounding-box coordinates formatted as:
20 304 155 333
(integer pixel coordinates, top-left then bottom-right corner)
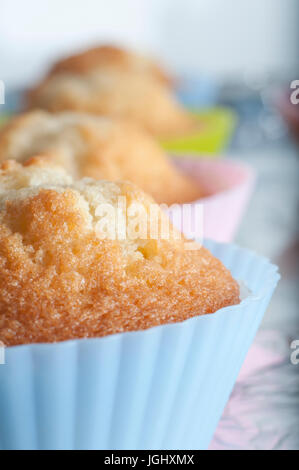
0 0 298 450
1 0 299 87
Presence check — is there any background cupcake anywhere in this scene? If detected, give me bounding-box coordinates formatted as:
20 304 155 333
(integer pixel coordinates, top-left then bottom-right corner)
26 45 196 138
0 110 201 205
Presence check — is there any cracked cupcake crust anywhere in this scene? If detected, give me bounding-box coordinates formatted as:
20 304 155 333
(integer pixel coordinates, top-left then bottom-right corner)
26 46 195 137
0 160 240 346
0 110 202 205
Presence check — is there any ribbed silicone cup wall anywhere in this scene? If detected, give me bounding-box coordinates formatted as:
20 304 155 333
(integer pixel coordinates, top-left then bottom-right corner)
0 240 280 450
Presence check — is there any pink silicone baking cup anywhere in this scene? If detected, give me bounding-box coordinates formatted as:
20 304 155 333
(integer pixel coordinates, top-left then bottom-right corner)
168 158 256 243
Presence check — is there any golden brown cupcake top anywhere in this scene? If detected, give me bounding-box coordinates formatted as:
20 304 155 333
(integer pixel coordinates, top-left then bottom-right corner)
0 110 201 205
48 44 171 86
27 46 195 137
0 160 240 346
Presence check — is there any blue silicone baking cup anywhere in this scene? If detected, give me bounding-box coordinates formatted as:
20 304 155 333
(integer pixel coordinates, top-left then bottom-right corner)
0 240 280 450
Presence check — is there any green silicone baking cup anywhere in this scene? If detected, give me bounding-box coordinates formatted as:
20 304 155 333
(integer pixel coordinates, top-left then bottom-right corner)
160 107 237 157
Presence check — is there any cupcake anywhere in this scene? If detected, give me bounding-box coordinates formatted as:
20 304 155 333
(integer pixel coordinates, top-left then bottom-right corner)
0 158 239 346
0 110 201 206
47 44 171 86
0 159 279 450
26 45 195 138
